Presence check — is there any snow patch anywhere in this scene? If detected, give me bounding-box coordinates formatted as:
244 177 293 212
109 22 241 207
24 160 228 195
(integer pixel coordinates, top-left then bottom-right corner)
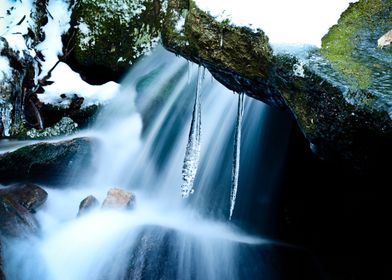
293 60 306 78
78 21 95 50
37 0 71 79
0 0 34 53
39 62 119 107
0 56 12 81
175 15 186 33
195 0 358 47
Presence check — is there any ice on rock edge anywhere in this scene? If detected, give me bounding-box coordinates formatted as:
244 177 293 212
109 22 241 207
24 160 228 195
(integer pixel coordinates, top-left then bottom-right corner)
181 67 204 198
229 93 245 220
0 102 13 137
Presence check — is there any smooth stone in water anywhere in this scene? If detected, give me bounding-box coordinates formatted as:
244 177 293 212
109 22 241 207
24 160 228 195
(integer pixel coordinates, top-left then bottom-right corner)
102 188 135 210
77 195 99 217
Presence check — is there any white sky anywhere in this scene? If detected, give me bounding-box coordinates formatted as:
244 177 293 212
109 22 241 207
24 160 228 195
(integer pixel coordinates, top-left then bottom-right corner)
195 0 358 46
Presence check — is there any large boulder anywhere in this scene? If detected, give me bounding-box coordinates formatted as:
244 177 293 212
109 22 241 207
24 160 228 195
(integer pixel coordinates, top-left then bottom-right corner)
0 137 97 184
64 0 164 83
0 183 47 237
161 0 392 170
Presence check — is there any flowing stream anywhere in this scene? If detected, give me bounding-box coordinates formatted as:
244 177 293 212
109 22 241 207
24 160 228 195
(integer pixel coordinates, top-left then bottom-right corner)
2 47 291 280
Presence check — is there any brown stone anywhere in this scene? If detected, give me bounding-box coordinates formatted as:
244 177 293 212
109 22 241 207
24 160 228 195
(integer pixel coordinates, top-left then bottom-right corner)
102 188 135 210
0 183 47 237
77 195 99 217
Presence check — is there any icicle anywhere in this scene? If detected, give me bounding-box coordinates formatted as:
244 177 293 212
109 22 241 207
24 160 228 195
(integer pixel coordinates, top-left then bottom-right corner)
29 99 44 129
220 32 223 47
229 93 245 220
187 61 191 85
0 102 13 137
181 66 204 198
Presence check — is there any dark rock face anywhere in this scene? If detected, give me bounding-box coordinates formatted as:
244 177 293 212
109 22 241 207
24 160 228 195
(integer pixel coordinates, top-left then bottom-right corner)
77 195 99 217
0 183 47 237
0 137 97 184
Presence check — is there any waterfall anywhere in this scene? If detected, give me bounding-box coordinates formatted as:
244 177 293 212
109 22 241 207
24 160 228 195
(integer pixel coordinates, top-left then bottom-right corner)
181 66 204 198
2 46 292 280
229 93 245 220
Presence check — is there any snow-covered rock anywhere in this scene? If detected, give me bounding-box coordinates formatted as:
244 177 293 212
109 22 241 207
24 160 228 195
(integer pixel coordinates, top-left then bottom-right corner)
65 0 163 83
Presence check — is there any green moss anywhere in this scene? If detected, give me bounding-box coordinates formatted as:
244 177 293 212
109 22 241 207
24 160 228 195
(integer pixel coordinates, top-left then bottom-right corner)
70 0 163 72
321 0 392 89
162 0 272 79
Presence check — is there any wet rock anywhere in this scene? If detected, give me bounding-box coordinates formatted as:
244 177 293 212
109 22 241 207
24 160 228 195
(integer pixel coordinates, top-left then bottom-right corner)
0 183 47 237
0 183 48 213
102 188 135 209
77 195 99 217
64 0 164 83
0 137 97 184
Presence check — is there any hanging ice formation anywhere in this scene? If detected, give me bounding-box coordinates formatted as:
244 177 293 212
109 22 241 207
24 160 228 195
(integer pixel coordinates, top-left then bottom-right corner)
229 93 245 220
0 102 13 137
181 66 204 198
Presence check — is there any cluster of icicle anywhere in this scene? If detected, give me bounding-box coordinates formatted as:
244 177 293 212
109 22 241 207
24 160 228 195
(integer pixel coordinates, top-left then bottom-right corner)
180 66 245 220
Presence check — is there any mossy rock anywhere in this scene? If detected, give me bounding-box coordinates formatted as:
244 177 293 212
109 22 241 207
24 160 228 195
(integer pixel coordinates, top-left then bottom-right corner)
66 0 163 83
0 137 98 184
276 53 392 170
321 0 392 92
162 0 285 107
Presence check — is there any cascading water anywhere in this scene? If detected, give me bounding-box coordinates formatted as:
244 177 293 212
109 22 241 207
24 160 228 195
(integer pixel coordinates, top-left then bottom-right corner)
2 46 291 280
